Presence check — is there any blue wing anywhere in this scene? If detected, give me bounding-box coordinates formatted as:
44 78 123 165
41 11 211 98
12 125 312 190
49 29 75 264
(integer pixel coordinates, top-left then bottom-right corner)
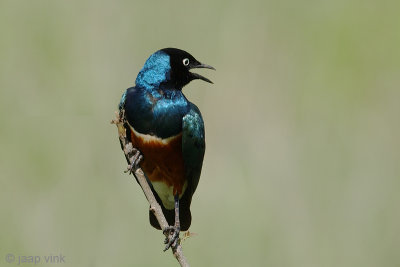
182 103 205 195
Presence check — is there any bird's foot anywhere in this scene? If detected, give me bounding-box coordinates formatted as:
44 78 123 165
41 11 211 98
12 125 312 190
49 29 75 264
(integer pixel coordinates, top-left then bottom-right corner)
124 144 143 174
163 225 180 251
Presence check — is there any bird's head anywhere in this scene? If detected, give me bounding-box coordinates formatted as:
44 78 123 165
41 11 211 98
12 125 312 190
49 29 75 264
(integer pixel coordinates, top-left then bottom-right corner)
135 48 215 90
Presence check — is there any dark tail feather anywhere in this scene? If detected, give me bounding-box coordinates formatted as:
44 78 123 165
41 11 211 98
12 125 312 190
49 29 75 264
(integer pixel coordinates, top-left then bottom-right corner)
149 204 192 231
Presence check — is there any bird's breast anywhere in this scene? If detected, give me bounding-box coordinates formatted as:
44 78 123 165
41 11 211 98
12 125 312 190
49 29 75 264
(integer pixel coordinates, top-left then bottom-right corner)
124 87 189 139
128 124 187 209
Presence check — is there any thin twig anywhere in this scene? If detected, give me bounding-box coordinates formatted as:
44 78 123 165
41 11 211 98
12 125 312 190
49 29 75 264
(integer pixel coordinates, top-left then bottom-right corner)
112 111 190 267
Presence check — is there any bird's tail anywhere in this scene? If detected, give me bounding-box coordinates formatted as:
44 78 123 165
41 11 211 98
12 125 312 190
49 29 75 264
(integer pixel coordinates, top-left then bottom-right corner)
149 205 192 231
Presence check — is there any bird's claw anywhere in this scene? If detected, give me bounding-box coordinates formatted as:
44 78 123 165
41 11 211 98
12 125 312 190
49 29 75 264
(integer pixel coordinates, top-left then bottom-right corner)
124 144 143 174
163 225 180 251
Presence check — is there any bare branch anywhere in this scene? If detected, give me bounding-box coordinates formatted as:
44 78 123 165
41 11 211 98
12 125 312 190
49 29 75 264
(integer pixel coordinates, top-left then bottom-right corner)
112 111 189 267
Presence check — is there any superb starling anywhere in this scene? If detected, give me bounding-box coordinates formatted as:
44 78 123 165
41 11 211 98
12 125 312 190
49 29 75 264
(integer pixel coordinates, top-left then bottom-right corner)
118 48 214 248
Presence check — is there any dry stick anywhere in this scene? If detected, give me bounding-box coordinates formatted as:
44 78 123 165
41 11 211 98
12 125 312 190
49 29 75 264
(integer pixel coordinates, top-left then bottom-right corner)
112 111 190 267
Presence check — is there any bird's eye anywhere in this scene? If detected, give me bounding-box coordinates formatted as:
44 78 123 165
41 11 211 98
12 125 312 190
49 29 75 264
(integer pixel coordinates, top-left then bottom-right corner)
182 58 190 66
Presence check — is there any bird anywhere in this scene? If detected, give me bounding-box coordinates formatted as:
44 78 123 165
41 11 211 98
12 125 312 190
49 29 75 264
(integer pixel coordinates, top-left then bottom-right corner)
118 48 215 250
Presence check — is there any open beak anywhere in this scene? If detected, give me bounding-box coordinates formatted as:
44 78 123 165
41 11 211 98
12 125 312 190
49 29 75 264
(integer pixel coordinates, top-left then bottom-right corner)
189 63 216 84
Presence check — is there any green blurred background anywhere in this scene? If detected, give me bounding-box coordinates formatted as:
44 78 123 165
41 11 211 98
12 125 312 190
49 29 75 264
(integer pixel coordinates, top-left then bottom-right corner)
1 0 399 266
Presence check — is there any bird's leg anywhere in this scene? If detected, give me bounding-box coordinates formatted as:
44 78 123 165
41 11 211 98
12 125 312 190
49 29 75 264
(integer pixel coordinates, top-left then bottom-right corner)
163 194 181 251
124 143 143 174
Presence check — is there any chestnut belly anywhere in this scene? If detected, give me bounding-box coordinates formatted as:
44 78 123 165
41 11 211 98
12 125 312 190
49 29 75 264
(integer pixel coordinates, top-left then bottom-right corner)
129 125 187 209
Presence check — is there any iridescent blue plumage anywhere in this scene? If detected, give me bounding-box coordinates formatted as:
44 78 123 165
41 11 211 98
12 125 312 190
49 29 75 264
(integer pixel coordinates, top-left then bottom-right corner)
123 86 190 138
135 51 171 89
118 48 214 240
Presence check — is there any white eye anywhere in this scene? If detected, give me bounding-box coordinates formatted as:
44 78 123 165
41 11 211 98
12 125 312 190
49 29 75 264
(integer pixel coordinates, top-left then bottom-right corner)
182 58 190 66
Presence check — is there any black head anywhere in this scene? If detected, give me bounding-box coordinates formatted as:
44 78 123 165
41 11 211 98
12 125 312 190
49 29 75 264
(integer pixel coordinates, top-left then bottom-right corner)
161 48 215 89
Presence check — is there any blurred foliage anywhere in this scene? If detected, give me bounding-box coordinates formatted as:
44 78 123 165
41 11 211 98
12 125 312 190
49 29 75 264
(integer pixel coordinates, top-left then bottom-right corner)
1 0 399 266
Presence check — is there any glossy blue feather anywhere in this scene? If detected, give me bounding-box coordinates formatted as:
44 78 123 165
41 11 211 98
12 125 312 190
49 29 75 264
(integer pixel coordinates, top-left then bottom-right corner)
135 51 171 89
123 87 190 138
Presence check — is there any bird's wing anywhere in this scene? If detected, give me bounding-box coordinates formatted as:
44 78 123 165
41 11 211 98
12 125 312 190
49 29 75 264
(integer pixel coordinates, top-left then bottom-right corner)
182 103 205 195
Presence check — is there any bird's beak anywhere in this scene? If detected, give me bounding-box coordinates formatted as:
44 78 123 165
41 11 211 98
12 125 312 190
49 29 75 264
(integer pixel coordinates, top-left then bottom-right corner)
189 63 216 84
